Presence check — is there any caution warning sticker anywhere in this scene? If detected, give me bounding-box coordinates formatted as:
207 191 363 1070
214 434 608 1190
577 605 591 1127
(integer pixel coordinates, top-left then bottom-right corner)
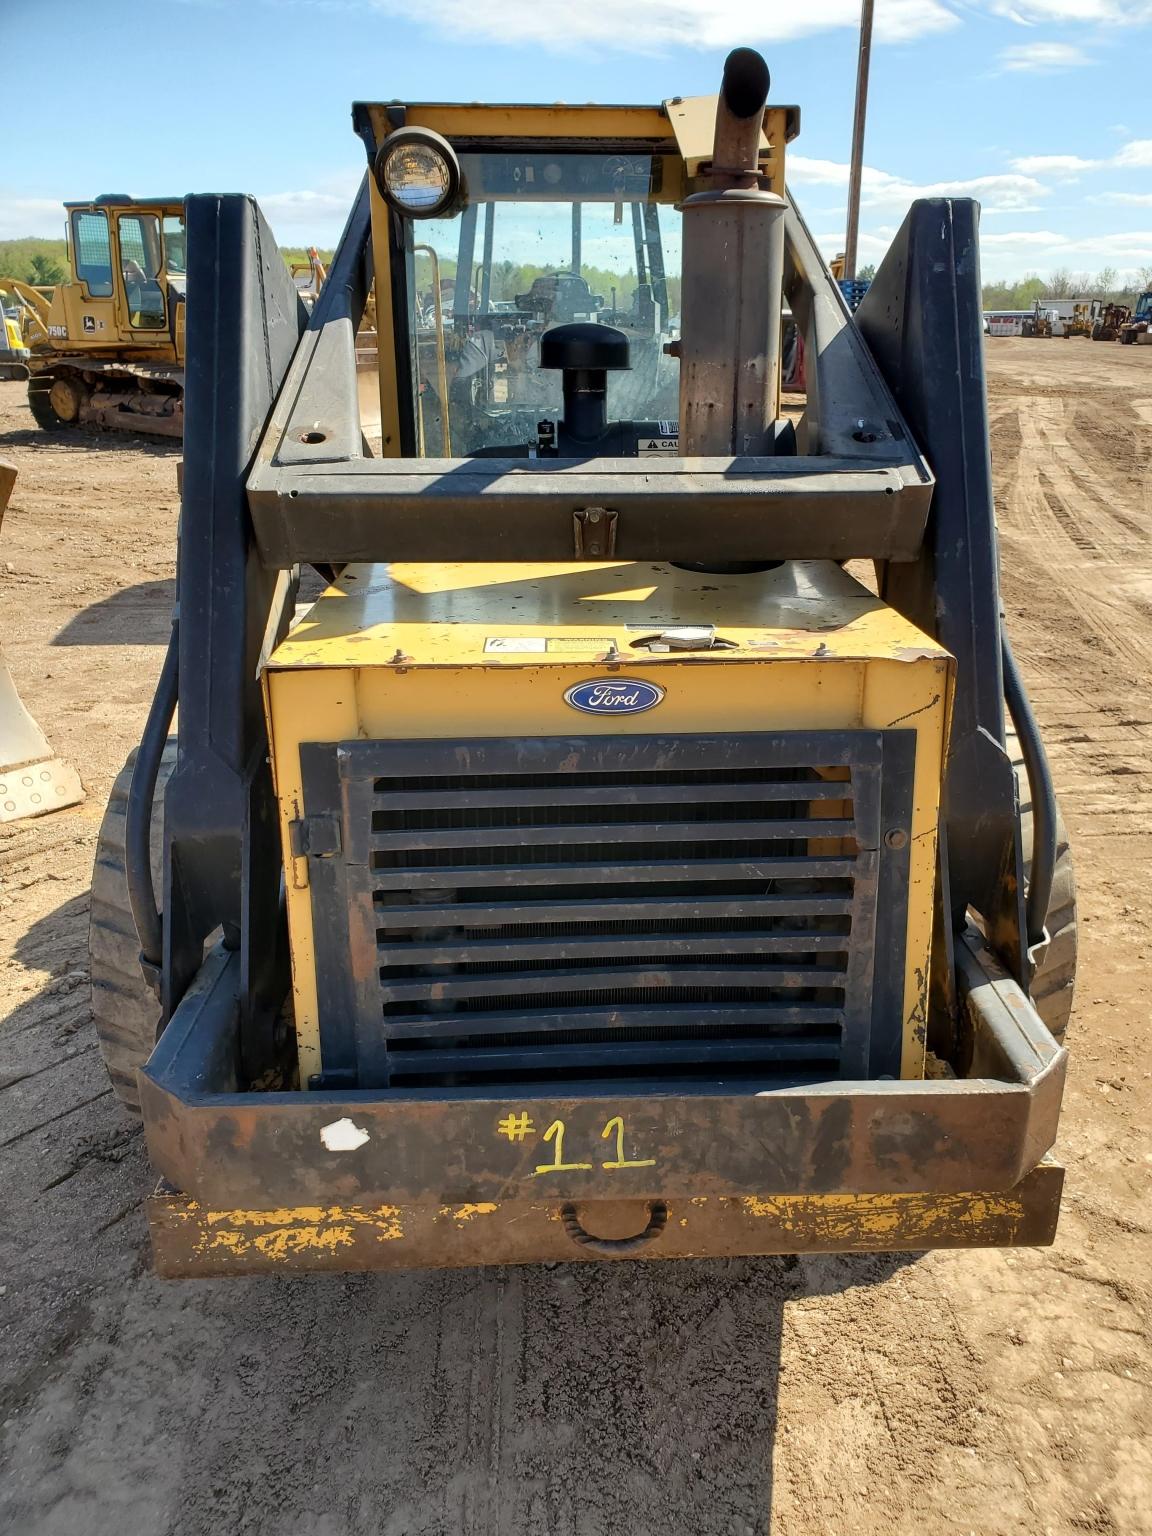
545 636 617 653
484 637 546 654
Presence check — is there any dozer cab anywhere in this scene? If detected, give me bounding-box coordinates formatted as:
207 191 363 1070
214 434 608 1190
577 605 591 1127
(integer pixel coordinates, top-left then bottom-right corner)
89 49 1074 1276
9 196 186 436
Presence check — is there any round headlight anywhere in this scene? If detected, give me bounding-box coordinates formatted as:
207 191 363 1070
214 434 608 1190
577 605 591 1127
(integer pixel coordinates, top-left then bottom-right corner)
374 128 461 219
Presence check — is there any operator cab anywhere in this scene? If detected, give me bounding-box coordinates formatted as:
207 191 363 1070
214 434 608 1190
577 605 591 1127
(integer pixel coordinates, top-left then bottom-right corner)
66 197 186 339
387 144 683 455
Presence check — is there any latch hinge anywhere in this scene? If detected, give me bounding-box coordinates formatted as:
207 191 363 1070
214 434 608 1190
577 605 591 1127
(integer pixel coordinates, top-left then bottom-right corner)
288 815 343 859
573 506 618 559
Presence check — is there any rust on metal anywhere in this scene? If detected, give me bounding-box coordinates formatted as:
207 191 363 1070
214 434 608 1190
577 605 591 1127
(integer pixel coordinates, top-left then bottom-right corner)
138 932 1067 1212
148 1163 1064 1278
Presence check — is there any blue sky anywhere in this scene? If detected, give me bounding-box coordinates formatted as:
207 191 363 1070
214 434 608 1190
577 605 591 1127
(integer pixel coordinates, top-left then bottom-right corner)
2 0 1150 282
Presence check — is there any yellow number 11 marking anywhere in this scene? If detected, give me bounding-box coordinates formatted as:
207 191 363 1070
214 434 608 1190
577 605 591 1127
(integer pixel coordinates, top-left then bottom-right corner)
530 1115 656 1177
533 1119 592 1176
600 1114 656 1170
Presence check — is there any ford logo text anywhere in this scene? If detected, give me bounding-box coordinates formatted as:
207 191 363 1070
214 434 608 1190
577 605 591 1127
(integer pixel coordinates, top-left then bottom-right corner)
564 678 665 716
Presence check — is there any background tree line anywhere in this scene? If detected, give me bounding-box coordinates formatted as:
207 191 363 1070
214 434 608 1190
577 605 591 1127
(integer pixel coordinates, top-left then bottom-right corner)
0 237 335 287
981 265 1152 309
414 253 683 316
5 235 1148 313
2 239 685 316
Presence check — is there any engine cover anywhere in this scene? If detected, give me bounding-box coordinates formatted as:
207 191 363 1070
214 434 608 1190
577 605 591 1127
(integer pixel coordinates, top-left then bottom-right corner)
264 560 952 1092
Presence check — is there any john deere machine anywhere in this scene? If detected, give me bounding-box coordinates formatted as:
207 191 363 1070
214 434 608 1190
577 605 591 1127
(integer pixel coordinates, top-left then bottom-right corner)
3 197 186 436
89 49 1074 1276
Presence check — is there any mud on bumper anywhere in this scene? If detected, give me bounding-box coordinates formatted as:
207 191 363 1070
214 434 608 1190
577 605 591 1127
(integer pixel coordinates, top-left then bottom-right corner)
140 936 1066 1277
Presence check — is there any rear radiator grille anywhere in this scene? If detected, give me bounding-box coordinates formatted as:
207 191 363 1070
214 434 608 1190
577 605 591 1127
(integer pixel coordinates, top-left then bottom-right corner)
300 732 914 1091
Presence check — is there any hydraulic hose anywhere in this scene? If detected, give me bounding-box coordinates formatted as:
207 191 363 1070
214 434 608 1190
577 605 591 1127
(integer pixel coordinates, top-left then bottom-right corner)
1002 629 1057 950
126 618 179 972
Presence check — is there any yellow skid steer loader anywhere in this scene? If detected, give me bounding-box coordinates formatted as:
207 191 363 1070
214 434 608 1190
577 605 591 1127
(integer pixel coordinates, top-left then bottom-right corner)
89 49 1073 1277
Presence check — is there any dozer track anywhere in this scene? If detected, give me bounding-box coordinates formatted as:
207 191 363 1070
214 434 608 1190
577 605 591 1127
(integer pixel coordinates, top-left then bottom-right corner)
28 361 184 439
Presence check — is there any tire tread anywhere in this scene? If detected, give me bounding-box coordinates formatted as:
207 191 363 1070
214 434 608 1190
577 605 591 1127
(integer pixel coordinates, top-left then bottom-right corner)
88 744 174 1113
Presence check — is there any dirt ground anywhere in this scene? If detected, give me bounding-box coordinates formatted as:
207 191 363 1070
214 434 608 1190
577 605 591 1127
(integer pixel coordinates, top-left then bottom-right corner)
0 339 1149 1536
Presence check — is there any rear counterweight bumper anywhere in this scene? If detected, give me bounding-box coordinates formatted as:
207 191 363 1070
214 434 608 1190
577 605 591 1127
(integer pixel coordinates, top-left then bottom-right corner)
149 1165 1064 1277
140 935 1067 1276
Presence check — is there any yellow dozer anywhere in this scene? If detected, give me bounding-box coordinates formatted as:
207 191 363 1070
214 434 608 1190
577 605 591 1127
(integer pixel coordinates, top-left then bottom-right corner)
0 461 83 822
3 197 186 437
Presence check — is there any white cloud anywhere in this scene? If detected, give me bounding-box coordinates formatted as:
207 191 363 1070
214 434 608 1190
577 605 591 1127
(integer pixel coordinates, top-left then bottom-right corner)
255 172 363 242
814 228 895 260
1010 153 1096 176
1073 230 1152 257
982 204 1047 214
1093 191 1152 206
998 40 1092 70
1114 139 1152 167
987 0 1152 20
789 155 1046 212
980 229 1067 245
976 227 1152 259
369 0 960 49
362 0 1152 49
1006 138 1152 184
874 173 1045 209
0 197 67 242
787 156 853 187
813 219 1152 277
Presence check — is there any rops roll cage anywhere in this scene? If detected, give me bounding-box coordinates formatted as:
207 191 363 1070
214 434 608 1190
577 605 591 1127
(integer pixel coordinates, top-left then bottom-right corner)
133 101 1056 1090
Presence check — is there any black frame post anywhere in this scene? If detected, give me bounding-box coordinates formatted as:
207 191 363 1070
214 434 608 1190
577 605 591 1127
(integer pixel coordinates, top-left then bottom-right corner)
161 194 307 1067
856 197 1027 980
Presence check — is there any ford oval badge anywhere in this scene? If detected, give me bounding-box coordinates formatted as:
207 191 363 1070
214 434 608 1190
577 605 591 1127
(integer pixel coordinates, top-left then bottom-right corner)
564 678 665 716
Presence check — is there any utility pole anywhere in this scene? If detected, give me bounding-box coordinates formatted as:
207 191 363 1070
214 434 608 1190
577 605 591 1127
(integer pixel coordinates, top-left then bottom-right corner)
843 0 875 282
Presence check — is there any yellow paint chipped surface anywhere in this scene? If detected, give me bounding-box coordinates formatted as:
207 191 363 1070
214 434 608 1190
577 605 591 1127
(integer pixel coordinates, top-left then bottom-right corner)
440 1202 499 1224
186 1203 405 1262
739 1191 1028 1240
153 1172 1059 1272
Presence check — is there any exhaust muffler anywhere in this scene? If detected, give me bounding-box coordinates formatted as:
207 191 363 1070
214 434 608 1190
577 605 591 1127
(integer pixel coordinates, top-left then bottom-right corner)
677 47 787 457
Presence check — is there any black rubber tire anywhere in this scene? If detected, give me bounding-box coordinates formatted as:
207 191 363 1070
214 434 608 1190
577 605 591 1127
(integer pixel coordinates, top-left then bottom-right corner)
1007 728 1077 1042
89 742 175 1113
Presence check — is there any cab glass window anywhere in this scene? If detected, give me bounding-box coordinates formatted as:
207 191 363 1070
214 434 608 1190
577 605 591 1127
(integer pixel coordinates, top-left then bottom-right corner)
118 213 166 330
71 210 114 298
163 214 186 274
400 151 681 457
